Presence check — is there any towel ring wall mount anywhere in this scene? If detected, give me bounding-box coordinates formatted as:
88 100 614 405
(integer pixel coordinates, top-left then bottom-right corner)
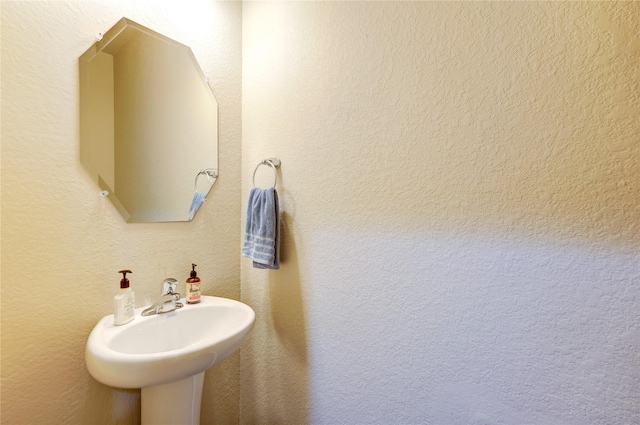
253 158 281 188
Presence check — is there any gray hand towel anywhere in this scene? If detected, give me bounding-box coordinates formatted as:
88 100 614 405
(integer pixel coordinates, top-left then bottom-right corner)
242 187 280 270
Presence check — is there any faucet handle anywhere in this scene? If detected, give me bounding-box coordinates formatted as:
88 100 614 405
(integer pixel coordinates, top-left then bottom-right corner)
161 278 179 296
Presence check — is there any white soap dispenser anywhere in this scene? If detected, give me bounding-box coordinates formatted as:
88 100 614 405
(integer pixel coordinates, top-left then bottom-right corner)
114 270 135 325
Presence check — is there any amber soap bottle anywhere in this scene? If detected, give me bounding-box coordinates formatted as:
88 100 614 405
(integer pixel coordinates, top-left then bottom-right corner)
186 263 201 304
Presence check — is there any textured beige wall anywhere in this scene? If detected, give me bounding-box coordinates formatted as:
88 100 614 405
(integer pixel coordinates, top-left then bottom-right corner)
243 1 639 245
1 1 242 424
241 2 639 424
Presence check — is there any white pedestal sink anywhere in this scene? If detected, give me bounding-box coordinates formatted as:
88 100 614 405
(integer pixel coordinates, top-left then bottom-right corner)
85 296 255 425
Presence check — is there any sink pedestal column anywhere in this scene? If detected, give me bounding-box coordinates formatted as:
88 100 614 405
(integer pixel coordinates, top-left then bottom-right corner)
141 372 205 425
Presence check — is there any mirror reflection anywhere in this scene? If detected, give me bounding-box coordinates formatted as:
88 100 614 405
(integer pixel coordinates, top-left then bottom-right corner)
80 18 218 222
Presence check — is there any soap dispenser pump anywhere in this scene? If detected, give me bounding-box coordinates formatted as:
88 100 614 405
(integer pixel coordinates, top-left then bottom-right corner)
114 270 135 325
186 263 201 304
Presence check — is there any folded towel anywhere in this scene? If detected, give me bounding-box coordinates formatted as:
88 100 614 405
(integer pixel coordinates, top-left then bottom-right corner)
188 191 206 221
242 187 280 269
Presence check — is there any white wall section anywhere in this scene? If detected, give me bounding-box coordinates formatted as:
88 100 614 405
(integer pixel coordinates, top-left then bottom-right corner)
241 2 639 424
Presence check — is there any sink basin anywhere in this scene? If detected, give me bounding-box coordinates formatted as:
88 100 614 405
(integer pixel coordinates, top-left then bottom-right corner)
85 296 255 424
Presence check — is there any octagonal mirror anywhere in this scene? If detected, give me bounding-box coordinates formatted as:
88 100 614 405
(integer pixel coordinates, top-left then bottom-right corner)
79 18 218 222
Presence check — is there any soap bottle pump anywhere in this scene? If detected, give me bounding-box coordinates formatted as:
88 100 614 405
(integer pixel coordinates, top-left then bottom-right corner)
114 270 135 325
186 263 201 304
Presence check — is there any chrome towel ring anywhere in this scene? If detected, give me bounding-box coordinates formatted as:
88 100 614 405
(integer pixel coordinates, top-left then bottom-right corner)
252 158 281 188
194 168 218 193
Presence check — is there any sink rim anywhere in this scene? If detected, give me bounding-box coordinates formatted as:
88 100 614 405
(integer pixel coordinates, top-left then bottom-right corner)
85 295 255 388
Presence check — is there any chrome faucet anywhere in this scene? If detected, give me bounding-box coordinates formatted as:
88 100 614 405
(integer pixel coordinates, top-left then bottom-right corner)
141 278 184 316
